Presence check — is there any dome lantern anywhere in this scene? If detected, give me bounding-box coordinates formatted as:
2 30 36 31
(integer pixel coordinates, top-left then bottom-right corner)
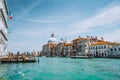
48 33 57 44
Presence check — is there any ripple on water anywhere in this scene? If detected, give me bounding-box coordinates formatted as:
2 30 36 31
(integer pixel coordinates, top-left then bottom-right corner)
0 58 120 80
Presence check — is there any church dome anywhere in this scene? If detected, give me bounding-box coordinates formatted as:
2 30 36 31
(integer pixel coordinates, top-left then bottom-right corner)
59 38 64 43
48 33 57 44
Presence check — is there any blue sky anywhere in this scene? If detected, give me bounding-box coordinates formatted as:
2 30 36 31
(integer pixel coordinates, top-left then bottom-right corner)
7 0 120 52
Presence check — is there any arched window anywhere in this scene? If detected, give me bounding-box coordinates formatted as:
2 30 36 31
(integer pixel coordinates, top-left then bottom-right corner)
105 53 106 56
102 53 103 56
115 48 117 51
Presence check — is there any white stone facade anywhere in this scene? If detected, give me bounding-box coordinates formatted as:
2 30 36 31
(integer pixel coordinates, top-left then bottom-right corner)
63 45 72 57
89 44 109 57
42 33 57 56
0 0 8 57
77 40 88 56
55 43 64 56
109 44 120 57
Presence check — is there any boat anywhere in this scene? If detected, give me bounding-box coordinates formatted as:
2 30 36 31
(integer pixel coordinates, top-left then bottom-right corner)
70 56 93 59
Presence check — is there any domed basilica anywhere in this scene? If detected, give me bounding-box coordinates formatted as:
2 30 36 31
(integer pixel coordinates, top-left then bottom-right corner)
48 33 57 44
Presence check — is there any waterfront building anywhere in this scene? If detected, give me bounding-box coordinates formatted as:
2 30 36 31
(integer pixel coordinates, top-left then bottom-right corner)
42 33 57 56
54 38 73 57
72 36 101 56
108 43 120 57
88 41 120 57
41 34 120 58
88 41 111 57
63 42 72 57
55 39 64 56
0 0 8 57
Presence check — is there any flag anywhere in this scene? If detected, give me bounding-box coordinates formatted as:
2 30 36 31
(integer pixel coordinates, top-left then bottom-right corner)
9 12 13 20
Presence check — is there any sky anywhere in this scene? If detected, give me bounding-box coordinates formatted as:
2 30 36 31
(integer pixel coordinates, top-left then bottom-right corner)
6 0 120 52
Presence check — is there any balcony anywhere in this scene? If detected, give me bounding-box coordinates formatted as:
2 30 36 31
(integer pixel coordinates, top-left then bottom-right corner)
0 8 8 28
0 29 8 41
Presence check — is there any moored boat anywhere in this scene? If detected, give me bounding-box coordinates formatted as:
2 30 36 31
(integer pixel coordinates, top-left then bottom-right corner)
70 56 93 59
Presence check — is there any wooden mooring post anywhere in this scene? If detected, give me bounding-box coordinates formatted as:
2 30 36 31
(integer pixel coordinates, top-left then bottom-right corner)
33 51 36 62
22 53 25 62
8 52 11 62
38 51 40 63
17 52 20 63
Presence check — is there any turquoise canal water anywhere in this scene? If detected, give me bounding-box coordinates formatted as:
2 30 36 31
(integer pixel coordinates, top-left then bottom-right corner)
0 57 120 80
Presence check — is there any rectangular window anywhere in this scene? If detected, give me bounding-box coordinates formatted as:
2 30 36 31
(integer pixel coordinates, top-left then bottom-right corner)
104 45 106 49
99 46 100 49
111 49 113 51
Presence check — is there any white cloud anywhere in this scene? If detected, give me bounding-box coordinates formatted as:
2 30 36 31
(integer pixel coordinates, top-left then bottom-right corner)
24 3 120 38
22 1 120 37
68 5 120 35
10 0 43 27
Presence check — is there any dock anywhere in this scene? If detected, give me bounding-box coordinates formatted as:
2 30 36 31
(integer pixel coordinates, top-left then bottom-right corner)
0 51 40 63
